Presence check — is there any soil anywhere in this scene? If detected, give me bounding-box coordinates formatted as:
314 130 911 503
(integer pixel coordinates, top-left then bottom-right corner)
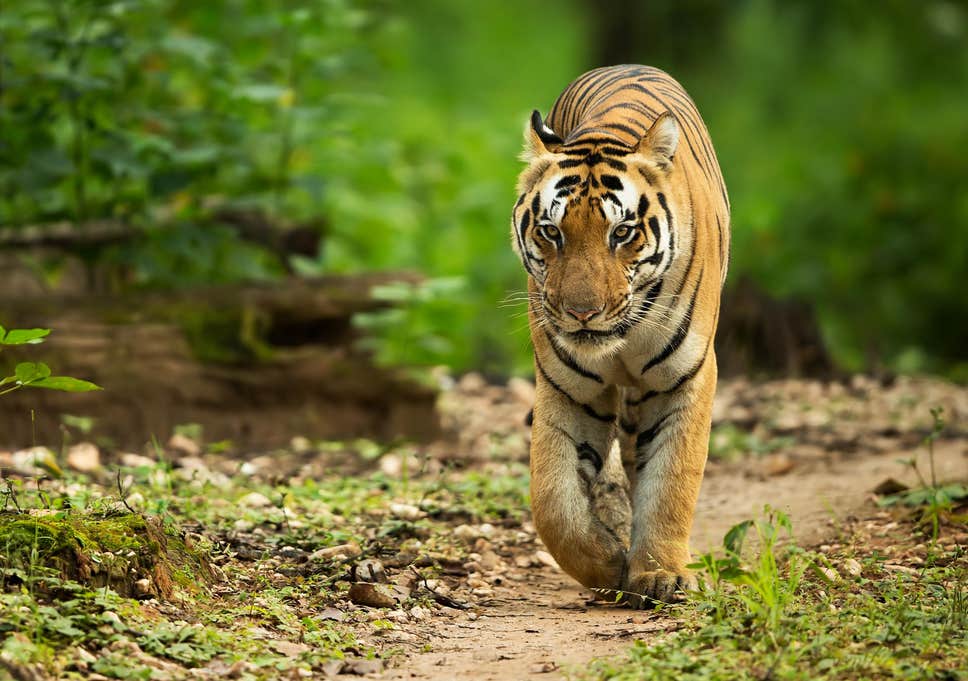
2 373 965 680
370 374 967 680
372 444 964 681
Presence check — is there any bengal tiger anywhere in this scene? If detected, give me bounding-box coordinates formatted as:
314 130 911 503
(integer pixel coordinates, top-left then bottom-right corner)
510 64 730 606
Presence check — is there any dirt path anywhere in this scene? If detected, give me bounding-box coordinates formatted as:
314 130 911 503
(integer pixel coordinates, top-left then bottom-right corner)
378 442 965 680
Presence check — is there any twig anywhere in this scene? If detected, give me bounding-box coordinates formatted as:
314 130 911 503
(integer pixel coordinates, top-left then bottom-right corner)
410 566 469 610
3 478 23 513
116 470 136 514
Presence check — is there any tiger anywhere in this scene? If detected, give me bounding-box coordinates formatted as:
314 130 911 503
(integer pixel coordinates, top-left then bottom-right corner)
510 64 730 606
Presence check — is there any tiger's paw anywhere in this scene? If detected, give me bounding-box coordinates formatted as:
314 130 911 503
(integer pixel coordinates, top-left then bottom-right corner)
622 569 697 608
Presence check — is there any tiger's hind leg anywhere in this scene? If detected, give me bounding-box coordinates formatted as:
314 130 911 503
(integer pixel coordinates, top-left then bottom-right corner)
529 379 628 590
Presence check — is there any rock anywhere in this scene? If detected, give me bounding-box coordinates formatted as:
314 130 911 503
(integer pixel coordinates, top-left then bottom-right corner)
309 543 362 562
125 492 145 511
817 566 839 582
353 559 387 583
389 503 425 521
316 607 345 622
167 432 202 457
458 372 487 393
530 662 558 673
342 659 384 675
534 550 559 570
270 640 310 656
289 435 313 453
872 478 909 495
66 442 101 472
507 377 536 405
11 446 62 478
843 558 863 577
101 611 123 629
348 582 408 609
239 492 274 508
763 453 796 476
120 452 157 468
134 578 154 599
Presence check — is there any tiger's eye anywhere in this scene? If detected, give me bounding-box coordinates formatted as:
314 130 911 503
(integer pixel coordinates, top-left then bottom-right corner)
613 225 630 239
543 225 560 240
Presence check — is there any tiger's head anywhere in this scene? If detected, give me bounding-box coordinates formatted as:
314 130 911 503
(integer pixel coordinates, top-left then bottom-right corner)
511 110 682 358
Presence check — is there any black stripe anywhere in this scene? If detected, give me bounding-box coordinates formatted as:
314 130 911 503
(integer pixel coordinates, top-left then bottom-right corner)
620 419 637 435
576 442 603 473
535 357 615 423
545 330 603 383
657 192 675 263
642 250 664 266
600 175 624 191
648 215 661 242
640 267 703 374
555 175 581 189
599 146 634 157
636 413 672 450
637 195 650 218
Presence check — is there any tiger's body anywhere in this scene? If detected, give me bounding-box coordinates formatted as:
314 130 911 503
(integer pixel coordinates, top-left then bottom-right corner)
510 65 729 606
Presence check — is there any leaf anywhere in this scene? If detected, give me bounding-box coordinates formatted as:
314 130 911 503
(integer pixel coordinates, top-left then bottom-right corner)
15 361 51 384
0 328 50 345
723 519 753 554
30 376 102 392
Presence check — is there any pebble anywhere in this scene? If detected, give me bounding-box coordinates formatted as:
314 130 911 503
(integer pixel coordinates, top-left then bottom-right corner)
167 432 202 457
309 542 362 562
66 442 101 472
818 566 839 582
11 446 61 477
348 583 399 609
354 559 387 583
239 492 274 508
534 551 559 570
389 503 425 521
120 452 157 468
842 558 863 577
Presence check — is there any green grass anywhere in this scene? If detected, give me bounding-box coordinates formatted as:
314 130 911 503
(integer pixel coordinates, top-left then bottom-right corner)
575 509 967 681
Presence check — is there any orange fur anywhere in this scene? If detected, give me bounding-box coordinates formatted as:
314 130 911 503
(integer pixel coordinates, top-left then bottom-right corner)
510 65 729 605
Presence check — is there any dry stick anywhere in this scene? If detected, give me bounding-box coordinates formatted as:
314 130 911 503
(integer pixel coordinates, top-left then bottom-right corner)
410 566 469 610
3 479 23 513
116 469 136 514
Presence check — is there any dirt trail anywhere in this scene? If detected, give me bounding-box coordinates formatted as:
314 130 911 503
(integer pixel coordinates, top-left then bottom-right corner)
380 442 965 680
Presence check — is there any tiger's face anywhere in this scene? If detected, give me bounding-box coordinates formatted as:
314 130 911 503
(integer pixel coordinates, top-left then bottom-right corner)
512 111 681 357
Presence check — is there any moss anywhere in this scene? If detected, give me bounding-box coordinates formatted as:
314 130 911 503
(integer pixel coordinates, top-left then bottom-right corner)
0 511 213 600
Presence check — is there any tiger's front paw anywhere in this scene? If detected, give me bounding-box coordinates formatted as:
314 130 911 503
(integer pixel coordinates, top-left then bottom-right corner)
622 569 697 608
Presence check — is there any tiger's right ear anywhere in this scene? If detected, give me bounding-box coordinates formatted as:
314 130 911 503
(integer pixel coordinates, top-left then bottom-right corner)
522 110 563 161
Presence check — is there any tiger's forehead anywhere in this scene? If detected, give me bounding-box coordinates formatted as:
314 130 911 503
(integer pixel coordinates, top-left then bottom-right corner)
538 165 646 226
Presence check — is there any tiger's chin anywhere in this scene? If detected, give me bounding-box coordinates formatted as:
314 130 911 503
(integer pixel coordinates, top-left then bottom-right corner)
555 327 628 360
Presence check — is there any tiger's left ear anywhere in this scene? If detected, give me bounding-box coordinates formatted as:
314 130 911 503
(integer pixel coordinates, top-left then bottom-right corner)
636 112 679 169
522 110 563 161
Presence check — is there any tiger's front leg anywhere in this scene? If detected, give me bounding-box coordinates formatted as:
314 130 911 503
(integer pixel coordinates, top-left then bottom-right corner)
621 359 717 606
530 371 629 590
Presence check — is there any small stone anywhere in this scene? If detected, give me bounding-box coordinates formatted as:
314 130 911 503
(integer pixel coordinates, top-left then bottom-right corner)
478 523 496 537
124 492 145 511
818 566 839 582
11 446 62 477
507 377 535 405
290 436 313 453
167 432 202 457
454 524 478 542
843 558 863 577
271 640 310 656
534 551 559 570
458 372 487 393
66 442 101 472
389 503 425 521
120 452 156 468
409 605 430 620
309 543 362 562
239 492 273 508
348 583 400 608
353 559 387 583
234 519 255 532
763 453 796 476
101 611 122 628
530 662 557 673
317 607 345 622
134 578 153 599
467 611 478 621
343 659 384 675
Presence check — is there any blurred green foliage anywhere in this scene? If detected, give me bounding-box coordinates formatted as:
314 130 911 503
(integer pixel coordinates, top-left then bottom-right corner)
1 0 965 377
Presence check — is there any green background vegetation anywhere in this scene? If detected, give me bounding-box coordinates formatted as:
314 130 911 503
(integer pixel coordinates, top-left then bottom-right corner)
2 0 966 377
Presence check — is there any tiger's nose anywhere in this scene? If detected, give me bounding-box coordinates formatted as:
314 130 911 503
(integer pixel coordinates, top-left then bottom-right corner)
565 305 603 323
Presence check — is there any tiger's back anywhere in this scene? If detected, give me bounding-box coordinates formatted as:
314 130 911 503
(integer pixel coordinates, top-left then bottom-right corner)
510 64 730 606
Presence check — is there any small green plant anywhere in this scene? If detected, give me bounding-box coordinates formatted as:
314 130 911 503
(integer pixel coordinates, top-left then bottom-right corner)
0 326 101 396
689 507 810 638
878 407 968 539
